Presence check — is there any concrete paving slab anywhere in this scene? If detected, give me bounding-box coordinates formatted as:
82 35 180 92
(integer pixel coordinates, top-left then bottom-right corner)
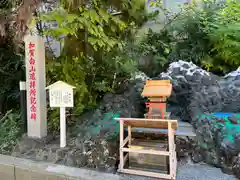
0 164 15 180
46 165 120 180
15 167 30 180
45 172 66 180
0 154 236 180
30 170 46 180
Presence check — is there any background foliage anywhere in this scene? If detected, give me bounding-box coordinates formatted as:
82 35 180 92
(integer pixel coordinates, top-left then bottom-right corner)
0 110 23 154
38 0 146 132
135 0 240 76
0 0 25 114
0 0 239 137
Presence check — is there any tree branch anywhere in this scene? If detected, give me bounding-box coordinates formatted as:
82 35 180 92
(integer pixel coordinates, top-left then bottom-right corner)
0 0 54 41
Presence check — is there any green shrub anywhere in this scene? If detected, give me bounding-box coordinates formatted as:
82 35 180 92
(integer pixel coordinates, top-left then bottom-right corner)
0 110 23 154
135 0 240 75
169 0 240 74
206 0 240 73
0 36 25 113
40 0 144 132
134 29 174 77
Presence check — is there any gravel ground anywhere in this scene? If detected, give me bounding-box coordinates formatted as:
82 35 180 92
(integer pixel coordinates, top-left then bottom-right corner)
119 160 236 180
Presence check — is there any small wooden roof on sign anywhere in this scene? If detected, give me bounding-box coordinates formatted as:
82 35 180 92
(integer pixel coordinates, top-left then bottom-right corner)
141 80 172 97
115 118 178 130
46 81 76 90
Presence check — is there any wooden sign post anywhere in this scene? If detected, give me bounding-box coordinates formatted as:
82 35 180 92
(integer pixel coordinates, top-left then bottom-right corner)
24 35 47 138
46 81 75 148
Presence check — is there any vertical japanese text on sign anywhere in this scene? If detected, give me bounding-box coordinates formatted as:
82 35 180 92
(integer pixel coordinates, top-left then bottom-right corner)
28 42 37 120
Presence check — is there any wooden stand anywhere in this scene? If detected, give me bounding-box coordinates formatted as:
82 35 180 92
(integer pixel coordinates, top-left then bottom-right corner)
115 118 178 180
129 139 169 172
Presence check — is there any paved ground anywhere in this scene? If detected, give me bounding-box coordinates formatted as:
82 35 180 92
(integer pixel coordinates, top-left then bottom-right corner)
0 155 236 180
119 159 236 180
120 163 236 180
176 163 236 180
45 158 237 180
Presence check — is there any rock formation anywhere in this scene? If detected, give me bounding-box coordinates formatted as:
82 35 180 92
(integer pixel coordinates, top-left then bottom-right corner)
12 78 146 172
12 60 240 178
157 60 240 177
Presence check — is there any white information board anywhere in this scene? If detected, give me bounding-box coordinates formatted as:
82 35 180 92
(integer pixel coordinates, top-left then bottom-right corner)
46 81 75 148
49 89 74 107
46 81 75 108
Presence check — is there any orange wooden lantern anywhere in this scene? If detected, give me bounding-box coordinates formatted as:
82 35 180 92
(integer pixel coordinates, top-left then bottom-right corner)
142 80 172 119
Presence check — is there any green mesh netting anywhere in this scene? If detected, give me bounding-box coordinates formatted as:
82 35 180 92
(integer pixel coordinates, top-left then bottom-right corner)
196 113 240 152
86 111 121 138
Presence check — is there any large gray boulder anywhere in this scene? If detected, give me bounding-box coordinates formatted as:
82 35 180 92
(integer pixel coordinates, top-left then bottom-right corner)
220 68 240 112
157 60 220 122
157 61 240 177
